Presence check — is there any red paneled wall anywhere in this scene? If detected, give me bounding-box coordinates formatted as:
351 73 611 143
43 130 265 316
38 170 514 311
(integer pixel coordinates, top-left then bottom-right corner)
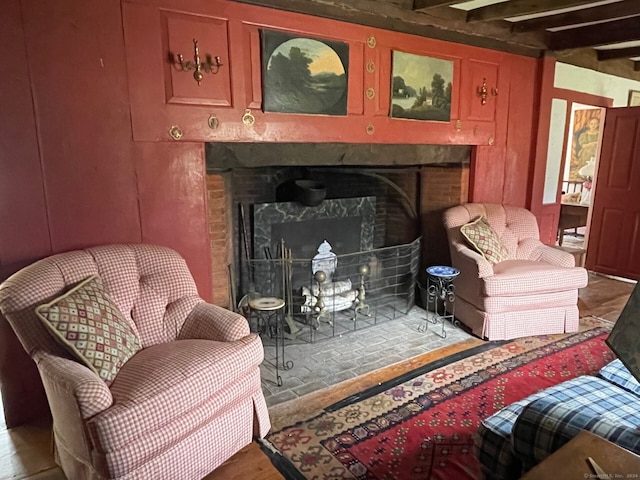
1 0 540 302
503 56 541 207
0 0 51 280
0 0 212 299
469 56 540 204
23 0 142 251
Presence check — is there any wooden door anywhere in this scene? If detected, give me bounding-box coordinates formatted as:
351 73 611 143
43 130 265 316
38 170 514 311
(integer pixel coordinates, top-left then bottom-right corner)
585 107 640 280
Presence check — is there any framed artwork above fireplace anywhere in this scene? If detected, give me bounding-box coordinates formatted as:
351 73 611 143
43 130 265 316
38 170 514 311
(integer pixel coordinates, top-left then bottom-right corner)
390 50 453 122
261 30 349 115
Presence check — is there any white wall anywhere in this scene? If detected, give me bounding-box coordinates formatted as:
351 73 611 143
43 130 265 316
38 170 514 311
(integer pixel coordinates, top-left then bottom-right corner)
555 63 640 107
543 99 567 204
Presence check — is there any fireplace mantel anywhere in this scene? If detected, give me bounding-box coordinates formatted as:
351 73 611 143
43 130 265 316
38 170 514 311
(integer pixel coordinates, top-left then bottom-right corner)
206 142 470 171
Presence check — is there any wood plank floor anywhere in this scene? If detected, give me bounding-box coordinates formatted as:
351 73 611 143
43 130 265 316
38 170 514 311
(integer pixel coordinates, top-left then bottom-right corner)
2 272 634 480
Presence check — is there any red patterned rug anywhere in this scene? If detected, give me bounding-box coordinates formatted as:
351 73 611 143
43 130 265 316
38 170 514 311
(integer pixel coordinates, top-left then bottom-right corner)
261 316 615 480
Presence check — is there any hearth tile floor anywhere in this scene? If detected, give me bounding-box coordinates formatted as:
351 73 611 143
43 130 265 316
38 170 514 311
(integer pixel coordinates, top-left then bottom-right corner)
259 306 474 406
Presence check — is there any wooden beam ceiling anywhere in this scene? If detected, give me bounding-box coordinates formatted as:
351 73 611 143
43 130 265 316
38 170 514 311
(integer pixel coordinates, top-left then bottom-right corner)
547 16 640 50
465 0 597 23
233 0 640 82
235 0 544 56
412 0 460 10
598 46 640 61
511 0 640 33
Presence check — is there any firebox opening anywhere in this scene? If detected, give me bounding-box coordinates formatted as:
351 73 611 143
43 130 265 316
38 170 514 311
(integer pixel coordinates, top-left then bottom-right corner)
205 142 471 321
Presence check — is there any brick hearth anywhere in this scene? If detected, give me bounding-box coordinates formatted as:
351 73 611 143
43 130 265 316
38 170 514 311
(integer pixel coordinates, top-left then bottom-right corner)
260 306 473 406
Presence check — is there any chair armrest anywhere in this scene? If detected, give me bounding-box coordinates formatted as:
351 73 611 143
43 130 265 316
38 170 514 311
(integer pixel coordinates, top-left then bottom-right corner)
517 239 575 267
34 352 113 419
178 302 250 342
536 245 575 267
512 398 640 473
452 245 494 278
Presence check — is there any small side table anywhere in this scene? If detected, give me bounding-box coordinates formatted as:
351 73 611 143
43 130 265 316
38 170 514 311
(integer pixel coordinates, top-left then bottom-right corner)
248 296 291 386
419 265 460 338
520 430 640 479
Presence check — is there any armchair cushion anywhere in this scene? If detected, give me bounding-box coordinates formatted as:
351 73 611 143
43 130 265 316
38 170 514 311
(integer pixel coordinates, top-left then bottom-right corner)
486 260 588 297
460 216 511 264
35 275 141 384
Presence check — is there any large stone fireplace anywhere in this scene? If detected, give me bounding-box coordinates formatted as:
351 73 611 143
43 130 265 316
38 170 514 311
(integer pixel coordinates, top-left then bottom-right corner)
205 143 471 314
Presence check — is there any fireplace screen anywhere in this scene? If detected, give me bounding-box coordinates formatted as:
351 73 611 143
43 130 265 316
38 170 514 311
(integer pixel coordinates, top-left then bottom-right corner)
244 237 421 343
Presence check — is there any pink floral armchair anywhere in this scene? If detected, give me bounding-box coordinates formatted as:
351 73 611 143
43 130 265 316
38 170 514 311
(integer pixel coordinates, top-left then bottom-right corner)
443 204 588 341
0 244 270 479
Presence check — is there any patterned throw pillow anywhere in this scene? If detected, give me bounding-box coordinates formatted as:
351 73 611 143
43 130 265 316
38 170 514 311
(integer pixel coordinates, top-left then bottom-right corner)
460 216 511 264
36 275 141 384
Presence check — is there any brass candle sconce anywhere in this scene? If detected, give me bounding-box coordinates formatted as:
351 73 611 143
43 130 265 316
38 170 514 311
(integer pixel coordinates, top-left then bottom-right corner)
477 77 498 105
173 38 223 85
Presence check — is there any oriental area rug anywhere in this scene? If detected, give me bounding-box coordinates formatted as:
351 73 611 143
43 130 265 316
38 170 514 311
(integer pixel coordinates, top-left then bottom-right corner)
261 316 615 480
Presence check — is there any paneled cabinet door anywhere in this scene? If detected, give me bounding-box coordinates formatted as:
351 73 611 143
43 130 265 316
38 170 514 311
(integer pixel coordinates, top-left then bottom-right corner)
123 2 241 141
163 12 231 107
461 59 499 123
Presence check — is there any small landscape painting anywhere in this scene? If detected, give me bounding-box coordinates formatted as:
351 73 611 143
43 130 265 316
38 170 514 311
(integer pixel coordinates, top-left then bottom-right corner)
390 51 453 122
262 30 349 115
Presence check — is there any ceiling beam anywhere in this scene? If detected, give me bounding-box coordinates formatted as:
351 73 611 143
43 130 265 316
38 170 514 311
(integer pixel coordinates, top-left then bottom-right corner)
231 0 544 56
547 16 640 50
511 0 640 33
598 46 640 61
412 0 459 10
552 48 640 82
466 0 596 23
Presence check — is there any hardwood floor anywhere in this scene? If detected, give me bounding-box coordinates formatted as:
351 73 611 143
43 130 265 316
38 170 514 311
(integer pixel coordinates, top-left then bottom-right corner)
2 272 634 480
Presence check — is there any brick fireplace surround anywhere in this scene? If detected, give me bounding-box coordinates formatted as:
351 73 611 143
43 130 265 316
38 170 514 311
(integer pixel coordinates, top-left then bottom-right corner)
204 143 470 308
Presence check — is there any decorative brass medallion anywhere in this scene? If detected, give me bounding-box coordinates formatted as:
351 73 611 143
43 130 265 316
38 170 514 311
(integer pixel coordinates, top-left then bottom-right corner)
455 120 462 132
367 36 376 48
208 114 219 130
366 87 375 99
169 125 183 140
242 109 255 126
366 61 375 73
366 123 375 135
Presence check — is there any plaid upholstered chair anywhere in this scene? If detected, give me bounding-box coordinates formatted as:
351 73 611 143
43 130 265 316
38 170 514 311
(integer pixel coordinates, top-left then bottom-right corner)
443 203 588 341
0 244 270 479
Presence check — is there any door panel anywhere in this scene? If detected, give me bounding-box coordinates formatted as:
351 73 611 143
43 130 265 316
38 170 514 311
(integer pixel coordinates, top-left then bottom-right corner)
462 59 498 122
161 11 232 106
586 107 640 280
